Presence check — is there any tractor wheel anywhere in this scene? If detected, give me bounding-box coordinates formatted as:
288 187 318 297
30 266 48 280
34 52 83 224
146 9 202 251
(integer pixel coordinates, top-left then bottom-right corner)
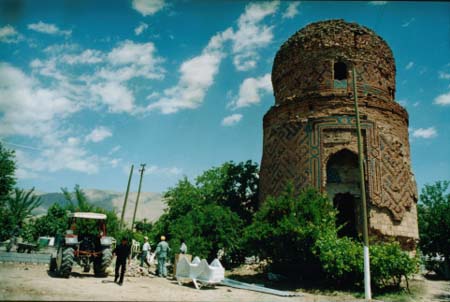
59 247 74 278
49 256 57 272
94 248 112 277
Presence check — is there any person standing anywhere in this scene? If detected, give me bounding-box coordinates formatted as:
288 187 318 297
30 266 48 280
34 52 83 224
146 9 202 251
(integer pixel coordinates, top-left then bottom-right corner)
179 239 187 254
155 235 171 277
113 237 131 285
140 236 151 268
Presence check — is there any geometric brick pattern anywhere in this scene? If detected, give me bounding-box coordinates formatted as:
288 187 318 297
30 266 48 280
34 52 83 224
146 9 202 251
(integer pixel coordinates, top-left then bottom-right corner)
378 134 418 221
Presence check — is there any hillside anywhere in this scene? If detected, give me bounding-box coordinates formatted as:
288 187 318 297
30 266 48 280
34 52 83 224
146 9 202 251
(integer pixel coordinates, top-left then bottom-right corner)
34 189 166 223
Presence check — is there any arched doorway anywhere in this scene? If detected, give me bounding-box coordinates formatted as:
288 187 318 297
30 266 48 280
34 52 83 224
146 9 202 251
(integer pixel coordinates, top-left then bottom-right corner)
326 149 361 238
333 193 358 238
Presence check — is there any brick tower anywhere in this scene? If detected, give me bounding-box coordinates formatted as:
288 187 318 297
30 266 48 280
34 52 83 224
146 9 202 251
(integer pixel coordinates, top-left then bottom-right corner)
259 19 418 250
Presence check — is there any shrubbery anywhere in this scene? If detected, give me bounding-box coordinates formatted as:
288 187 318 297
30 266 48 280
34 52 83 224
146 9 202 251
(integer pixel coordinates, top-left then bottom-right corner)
245 184 335 276
314 233 363 285
245 185 418 290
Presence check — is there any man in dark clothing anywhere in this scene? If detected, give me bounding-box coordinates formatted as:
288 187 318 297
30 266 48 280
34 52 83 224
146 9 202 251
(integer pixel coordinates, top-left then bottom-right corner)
113 237 131 285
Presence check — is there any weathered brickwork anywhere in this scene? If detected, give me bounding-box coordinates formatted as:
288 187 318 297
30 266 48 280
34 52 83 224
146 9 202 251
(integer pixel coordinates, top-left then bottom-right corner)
260 20 419 250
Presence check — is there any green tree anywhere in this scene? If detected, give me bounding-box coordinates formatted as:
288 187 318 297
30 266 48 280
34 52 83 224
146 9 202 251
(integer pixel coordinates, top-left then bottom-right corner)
418 180 450 277
62 184 92 212
32 203 68 238
6 187 42 228
0 206 15 241
135 219 152 233
150 175 245 265
244 184 336 276
59 185 120 238
196 160 259 224
0 142 16 205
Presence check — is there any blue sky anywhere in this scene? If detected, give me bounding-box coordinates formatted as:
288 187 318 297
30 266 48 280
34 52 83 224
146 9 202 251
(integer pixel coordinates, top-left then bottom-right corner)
0 0 449 194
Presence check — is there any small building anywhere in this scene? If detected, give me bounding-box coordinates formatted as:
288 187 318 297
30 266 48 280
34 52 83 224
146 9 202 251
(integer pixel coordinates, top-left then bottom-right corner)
259 19 418 251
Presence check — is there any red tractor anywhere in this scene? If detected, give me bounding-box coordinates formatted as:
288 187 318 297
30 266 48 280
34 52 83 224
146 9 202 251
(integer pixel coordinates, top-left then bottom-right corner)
50 212 114 278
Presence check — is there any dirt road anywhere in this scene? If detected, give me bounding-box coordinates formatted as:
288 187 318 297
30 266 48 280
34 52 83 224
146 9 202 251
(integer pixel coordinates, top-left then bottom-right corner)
0 262 361 301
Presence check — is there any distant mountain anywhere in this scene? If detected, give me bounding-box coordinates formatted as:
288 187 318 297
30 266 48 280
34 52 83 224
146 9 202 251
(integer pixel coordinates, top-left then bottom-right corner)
34 189 166 223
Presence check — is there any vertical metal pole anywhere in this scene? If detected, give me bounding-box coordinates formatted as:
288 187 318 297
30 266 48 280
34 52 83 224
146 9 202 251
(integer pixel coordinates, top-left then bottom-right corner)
352 65 372 300
120 164 134 230
132 164 146 231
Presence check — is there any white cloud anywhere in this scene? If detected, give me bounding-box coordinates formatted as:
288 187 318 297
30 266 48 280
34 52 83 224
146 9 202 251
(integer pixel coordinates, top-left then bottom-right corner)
147 29 231 114
134 22 149 35
405 61 414 70
231 1 279 71
108 40 157 66
146 3 278 114
368 1 387 5
132 0 165 16
62 49 103 65
145 165 182 176
230 73 273 109
222 114 243 126
43 43 79 54
85 126 113 143
412 127 437 139
30 58 66 81
109 158 121 168
434 91 450 106
97 40 164 82
16 140 99 175
28 21 71 36
439 72 450 80
0 25 22 43
401 18 415 28
15 167 39 179
0 63 77 138
283 2 300 19
109 145 121 155
398 99 408 107
90 82 135 113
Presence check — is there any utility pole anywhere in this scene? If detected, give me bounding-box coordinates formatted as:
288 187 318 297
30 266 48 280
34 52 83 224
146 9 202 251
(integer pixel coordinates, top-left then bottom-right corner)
352 65 372 300
132 163 146 231
120 164 134 230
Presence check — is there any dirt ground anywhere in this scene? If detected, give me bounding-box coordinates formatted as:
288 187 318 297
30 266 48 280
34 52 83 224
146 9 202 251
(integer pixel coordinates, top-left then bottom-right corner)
0 262 448 301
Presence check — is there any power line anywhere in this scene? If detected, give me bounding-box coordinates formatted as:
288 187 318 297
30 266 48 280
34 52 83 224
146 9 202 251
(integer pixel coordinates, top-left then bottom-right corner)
0 138 42 151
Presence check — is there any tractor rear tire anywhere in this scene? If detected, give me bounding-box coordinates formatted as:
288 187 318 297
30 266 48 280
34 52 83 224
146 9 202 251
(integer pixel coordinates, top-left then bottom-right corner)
59 247 74 278
94 248 112 277
49 257 57 272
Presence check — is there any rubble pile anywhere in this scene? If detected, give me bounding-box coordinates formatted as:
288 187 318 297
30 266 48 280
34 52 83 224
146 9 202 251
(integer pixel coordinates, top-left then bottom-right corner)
125 262 154 277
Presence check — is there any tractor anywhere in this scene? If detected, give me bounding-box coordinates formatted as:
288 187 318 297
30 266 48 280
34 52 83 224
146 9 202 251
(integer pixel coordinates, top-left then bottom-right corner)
50 212 114 278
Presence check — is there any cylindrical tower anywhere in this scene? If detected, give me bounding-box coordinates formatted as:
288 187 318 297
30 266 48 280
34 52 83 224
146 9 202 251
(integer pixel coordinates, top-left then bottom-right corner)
260 19 418 250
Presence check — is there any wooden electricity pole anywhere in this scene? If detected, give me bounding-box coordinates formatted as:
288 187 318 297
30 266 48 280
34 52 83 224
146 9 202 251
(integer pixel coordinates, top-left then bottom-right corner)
120 164 134 230
132 163 146 231
352 65 372 300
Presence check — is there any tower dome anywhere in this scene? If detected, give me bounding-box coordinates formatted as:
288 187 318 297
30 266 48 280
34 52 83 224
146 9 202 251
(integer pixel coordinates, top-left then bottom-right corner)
272 19 396 105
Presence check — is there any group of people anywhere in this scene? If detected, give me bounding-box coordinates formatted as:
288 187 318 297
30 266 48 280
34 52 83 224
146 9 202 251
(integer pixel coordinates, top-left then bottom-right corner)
112 235 187 286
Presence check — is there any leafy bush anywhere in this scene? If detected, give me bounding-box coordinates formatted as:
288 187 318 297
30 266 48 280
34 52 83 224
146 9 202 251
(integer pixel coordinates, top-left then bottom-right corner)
314 233 363 286
370 242 419 289
245 185 336 277
316 236 418 289
246 184 418 290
